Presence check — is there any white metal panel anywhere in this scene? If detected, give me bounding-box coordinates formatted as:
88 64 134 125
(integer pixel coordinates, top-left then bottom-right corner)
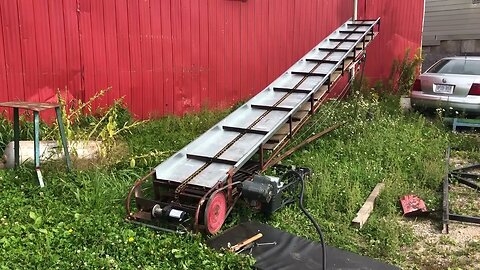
423 0 480 41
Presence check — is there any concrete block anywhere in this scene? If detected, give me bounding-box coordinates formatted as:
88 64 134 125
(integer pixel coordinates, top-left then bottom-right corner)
440 40 461 54
461 40 477 53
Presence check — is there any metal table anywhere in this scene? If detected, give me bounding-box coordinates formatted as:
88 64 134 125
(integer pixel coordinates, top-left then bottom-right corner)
0 101 72 187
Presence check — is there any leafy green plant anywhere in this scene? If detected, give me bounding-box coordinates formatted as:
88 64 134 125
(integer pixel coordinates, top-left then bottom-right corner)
387 48 423 96
0 111 13 153
45 89 147 166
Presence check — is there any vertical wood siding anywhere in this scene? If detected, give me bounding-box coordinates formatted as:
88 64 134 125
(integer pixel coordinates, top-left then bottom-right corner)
0 0 423 119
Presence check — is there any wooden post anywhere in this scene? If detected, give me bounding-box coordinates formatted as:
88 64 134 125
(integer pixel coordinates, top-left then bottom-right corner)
352 183 385 229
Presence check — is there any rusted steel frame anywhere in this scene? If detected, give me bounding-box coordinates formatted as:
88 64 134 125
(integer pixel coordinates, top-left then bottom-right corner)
226 169 234 204
288 116 293 137
261 116 314 172
450 175 480 191
451 163 480 172
154 180 208 195
135 196 197 212
261 84 335 172
266 123 343 168
194 182 222 232
310 95 315 115
126 219 181 234
259 145 264 169
125 170 156 219
442 147 451 233
261 98 326 171
449 214 480 224
443 147 480 232
261 52 359 172
126 171 204 221
174 192 203 199
260 63 345 170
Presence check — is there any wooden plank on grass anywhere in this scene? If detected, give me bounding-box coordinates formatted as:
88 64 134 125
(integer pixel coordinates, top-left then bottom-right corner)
352 183 385 229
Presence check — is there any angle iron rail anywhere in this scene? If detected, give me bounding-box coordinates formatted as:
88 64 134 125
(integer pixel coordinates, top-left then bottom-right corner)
222 126 269 135
329 38 359 42
186 154 238 166
291 71 329 77
305 59 339 64
251 104 294 112
272 87 313 94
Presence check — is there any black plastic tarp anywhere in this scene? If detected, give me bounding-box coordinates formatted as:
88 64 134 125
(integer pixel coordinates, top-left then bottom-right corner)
207 221 400 270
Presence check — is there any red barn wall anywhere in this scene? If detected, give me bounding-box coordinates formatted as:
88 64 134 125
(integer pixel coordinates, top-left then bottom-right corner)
358 0 425 82
0 0 423 119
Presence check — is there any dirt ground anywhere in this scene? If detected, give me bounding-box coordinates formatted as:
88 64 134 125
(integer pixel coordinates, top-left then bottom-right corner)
401 217 480 270
400 159 480 270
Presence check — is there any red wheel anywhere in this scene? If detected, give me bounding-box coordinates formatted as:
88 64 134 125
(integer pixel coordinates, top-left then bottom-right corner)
204 191 227 234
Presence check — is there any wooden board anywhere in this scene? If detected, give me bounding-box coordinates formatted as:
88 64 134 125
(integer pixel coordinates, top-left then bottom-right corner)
352 183 385 229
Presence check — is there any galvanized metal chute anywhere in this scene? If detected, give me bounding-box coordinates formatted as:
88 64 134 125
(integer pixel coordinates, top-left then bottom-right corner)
126 18 381 234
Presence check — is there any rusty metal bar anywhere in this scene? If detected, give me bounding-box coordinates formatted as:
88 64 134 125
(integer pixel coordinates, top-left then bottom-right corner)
291 71 329 77
329 38 358 42
318 48 350 52
305 59 338 64
186 154 237 166
251 104 293 112
264 123 343 169
272 87 312 94
222 126 269 135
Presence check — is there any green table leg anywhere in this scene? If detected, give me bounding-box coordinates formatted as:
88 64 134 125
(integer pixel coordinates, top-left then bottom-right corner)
55 107 72 171
33 111 44 187
33 111 40 168
13 108 20 168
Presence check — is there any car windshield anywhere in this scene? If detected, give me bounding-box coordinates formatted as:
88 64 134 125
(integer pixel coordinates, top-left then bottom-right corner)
428 59 480 75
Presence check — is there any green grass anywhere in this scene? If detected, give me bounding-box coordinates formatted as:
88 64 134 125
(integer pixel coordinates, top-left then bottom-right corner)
0 94 455 269
264 94 448 265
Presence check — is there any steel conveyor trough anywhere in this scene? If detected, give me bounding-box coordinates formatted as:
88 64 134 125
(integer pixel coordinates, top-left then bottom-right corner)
126 18 380 234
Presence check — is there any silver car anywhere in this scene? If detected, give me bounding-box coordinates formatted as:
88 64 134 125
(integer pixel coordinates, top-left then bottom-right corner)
411 56 480 114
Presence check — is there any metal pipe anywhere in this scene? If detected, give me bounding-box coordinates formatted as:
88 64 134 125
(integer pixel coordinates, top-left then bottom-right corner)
264 123 343 169
353 0 358 20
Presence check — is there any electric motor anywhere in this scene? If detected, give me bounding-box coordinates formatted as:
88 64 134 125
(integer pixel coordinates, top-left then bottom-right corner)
242 176 275 203
152 204 187 222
